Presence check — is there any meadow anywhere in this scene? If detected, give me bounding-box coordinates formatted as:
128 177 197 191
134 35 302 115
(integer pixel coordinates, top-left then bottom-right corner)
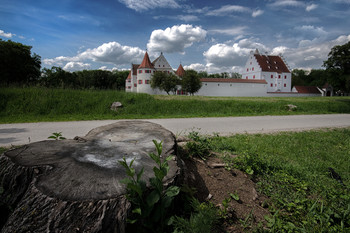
1 87 350 123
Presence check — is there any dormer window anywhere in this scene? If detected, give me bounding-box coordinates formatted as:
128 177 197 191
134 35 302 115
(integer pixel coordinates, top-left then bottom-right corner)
274 61 277 64
268 66 270 69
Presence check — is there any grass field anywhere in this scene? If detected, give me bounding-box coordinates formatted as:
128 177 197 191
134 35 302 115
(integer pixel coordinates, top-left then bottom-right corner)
209 128 350 231
1 87 350 123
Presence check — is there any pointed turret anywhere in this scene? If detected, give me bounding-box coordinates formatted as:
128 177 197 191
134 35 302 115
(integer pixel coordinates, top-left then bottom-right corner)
138 51 154 69
176 64 185 77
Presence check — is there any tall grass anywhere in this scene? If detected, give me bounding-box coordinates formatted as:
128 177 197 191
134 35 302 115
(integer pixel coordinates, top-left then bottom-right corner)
1 87 350 123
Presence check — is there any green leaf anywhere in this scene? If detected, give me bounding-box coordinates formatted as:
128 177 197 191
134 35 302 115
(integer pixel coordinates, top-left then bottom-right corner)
146 190 160 207
246 167 254 175
229 192 240 201
136 167 144 181
165 186 180 198
132 208 142 215
153 140 163 156
153 167 165 181
149 152 160 165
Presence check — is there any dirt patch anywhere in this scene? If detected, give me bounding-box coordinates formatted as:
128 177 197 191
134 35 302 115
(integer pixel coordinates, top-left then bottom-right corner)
181 155 270 232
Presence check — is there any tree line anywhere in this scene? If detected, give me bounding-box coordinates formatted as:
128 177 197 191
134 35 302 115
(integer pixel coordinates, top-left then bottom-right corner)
1 39 349 93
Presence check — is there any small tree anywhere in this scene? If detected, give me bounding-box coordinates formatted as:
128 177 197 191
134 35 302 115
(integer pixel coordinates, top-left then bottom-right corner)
181 69 202 95
151 71 179 95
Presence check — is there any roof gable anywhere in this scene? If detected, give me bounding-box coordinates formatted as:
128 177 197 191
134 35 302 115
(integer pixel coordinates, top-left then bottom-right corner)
254 54 290 73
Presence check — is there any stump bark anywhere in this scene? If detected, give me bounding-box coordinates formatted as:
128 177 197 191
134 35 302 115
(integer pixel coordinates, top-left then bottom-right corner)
0 121 180 233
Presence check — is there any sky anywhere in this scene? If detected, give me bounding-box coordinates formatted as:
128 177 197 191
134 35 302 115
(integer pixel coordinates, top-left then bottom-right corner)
1 0 350 74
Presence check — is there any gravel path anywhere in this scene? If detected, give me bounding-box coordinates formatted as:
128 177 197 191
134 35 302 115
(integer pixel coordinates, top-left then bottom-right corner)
1 114 350 147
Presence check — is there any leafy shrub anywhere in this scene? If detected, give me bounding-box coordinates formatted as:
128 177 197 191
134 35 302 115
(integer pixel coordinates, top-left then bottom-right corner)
119 140 180 233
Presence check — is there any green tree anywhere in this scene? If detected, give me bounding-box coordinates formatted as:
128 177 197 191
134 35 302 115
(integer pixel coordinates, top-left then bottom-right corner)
323 41 350 92
181 69 202 95
292 69 307 87
0 39 41 86
151 71 179 95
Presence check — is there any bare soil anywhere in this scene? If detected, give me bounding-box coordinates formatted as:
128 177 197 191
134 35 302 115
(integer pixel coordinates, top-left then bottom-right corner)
181 155 270 232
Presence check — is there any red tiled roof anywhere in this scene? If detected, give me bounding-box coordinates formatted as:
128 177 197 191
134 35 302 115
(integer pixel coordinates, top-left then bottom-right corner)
294 86 321 94
175 64 185 77
254 54 290 73
200 78 267 84
138 52 154 69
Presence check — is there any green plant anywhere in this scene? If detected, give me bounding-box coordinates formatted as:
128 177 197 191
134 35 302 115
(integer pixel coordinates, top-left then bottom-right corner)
119 140 180 232
185 131 212 160
172 199 219 233
48 132 66 140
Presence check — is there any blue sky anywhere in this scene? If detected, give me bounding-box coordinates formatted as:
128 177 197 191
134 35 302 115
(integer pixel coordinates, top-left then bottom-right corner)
1 0 350 73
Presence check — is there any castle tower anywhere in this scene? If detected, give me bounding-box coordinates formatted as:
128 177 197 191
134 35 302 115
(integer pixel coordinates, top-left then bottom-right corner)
175 64 185 77
137 51 155 94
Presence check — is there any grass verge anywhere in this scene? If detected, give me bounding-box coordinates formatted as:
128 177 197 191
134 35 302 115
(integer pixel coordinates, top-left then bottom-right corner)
209 128 350 232
1 87 350 123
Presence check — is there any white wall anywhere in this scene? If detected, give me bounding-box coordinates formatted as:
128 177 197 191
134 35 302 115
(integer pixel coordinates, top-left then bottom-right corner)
197 81 268 97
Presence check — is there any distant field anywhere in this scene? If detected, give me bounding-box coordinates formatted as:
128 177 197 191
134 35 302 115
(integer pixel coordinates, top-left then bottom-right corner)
1 87 350 123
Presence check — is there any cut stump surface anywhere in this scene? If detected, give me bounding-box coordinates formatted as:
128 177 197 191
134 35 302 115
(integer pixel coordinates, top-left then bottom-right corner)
0 121 179 233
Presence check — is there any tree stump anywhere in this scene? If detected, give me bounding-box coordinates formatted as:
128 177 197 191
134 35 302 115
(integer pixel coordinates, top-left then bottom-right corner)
0 121 180 233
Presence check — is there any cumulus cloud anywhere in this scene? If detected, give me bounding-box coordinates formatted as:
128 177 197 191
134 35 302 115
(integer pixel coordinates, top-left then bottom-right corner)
274 34 350 70
203 38 269 73
147 24 207 53
0 29 14 38
184 63 206 71
44 42 145 70
119 0 179 12
63 62 91 71
199 34 350 73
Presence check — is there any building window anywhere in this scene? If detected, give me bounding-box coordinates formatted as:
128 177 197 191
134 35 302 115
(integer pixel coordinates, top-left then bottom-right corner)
270 83 273 87
278 75 281 79
145 80 150 84
284 75 287 79
145 70 152 73
252 67 254 71
284 83 286 87
246 76 248 79
247 68 248 72
138 80 142 84
271 75 273 78
134 84 137 87
138 70 142 74
253 75 255 79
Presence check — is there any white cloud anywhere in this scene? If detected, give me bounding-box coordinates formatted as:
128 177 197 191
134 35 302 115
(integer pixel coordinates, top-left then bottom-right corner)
118 0 179 12
269 0 305 8
306 4 318 11
63 62 91 71
277 34 350 70
206 5 250 16
44 41 145 70
203 38 269 72
252 9 264 17
184 63 206 71
210 26 247 36
153 15 199 22
147 24 206 53
0 29 14 38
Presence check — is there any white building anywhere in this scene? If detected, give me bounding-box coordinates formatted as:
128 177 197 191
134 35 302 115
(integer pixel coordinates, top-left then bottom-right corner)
126 50 322 97
125 52 183 95
241 49 292 93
